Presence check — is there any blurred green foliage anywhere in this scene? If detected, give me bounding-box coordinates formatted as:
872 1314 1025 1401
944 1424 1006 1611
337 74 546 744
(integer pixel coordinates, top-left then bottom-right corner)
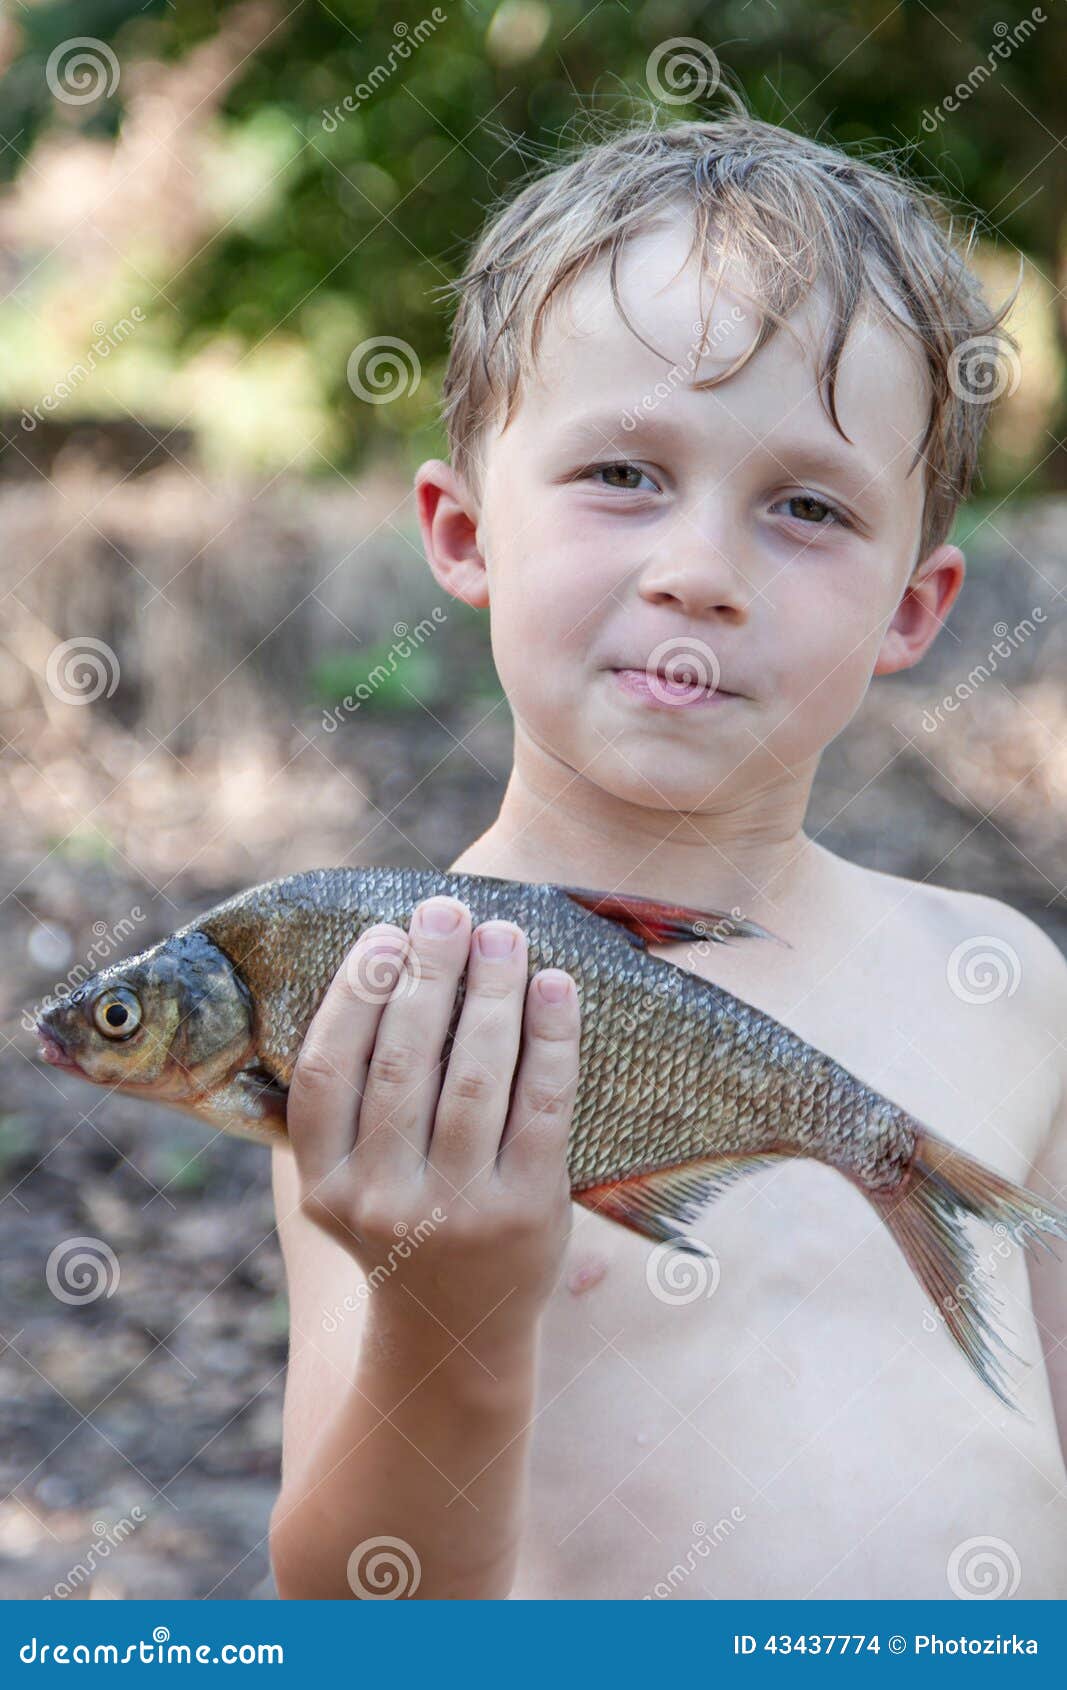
2 0 1066 490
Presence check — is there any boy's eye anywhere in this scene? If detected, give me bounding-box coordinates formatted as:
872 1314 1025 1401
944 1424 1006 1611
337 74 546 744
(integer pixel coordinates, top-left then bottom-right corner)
777 493 849 528
585 461 659 493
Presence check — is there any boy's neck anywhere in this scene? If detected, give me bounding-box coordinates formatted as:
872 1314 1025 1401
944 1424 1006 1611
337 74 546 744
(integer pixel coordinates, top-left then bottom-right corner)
449 739 825 922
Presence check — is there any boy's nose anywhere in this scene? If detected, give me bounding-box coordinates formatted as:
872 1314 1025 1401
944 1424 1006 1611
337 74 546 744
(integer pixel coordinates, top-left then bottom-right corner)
637 536 752 622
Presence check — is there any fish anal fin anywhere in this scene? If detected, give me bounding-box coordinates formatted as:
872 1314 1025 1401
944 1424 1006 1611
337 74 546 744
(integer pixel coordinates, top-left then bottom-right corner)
558 884 788 949
575 1151 785 1250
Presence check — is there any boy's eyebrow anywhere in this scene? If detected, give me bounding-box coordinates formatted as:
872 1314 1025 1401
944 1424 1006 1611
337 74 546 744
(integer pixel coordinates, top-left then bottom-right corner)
554 407 894 510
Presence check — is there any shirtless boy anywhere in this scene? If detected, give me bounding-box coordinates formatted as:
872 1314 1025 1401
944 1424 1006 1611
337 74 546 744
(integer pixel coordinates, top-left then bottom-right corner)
268 103 1067 1600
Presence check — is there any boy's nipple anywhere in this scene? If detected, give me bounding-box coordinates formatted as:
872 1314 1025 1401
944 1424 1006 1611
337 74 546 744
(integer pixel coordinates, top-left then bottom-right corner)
566 1251 610 1296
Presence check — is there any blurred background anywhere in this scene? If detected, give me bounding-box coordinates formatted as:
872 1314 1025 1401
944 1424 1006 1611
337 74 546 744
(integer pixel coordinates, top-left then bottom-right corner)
1 0 1066 1598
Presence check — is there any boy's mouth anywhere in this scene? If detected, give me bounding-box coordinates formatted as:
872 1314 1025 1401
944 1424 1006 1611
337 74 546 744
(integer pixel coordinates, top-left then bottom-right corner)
607 666 738 711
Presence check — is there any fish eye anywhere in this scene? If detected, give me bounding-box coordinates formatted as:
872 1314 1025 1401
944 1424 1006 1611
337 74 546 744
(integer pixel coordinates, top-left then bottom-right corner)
91 987 143 1041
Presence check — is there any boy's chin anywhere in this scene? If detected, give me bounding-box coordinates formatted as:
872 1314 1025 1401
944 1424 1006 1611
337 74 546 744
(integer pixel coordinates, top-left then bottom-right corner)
578 746 747 812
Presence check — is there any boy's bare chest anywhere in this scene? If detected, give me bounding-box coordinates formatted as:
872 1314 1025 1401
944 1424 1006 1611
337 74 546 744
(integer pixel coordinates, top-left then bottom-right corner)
513 929 1065 1597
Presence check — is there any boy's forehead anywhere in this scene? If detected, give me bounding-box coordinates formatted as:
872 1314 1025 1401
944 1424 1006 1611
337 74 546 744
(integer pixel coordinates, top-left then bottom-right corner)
504 216 930 496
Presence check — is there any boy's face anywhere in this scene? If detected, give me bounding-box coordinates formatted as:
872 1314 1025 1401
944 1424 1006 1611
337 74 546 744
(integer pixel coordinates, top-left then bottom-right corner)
419 215 962 814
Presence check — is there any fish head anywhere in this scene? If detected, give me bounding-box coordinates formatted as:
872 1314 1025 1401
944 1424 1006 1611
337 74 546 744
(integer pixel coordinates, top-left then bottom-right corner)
34 930 256 1110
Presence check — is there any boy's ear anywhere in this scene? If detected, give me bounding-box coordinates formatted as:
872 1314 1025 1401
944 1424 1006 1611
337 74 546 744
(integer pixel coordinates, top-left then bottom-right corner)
413 459 489 609
873 543 965 676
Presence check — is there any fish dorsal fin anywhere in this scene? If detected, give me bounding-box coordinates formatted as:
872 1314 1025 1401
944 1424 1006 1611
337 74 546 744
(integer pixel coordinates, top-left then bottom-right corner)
576 1151 787 1250
558 884 786 949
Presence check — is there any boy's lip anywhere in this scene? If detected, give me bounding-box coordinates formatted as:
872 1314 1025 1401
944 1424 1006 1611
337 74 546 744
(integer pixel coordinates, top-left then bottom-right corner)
606 666 739 708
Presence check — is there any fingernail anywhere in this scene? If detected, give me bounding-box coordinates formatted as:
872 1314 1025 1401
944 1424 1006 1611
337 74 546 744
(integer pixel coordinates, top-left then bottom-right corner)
537 972 571 1003
476 923 516 959
416 898 463 935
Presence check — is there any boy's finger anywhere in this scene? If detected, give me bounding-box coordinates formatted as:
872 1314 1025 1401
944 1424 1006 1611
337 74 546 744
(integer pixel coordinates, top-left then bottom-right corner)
496 970 580 1188
287 925 408 1187
354 896 473 1179
428 920 529 1181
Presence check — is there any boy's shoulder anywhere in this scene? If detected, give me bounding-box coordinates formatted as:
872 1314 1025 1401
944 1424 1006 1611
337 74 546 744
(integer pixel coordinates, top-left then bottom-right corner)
851 859 1067 1033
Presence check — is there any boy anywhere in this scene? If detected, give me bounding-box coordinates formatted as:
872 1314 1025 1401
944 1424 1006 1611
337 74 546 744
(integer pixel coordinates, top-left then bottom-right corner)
267 102 1067 1599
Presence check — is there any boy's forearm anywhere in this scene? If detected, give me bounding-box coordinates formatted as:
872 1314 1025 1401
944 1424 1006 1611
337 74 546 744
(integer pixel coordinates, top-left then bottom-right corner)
270 1304 542 1600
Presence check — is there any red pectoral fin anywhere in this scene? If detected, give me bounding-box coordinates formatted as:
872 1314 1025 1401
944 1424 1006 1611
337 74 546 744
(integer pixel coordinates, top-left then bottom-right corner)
559 884 787 949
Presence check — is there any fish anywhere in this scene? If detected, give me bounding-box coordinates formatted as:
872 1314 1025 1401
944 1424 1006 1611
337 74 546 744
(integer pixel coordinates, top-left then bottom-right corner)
33 865 1067 1407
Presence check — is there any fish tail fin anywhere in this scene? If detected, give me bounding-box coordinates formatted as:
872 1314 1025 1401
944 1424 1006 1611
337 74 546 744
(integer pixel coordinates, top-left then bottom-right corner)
866 1126 1067 1410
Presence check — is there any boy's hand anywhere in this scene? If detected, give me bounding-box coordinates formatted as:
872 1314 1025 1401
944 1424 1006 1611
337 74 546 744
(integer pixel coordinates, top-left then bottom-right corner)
287 896 579 1355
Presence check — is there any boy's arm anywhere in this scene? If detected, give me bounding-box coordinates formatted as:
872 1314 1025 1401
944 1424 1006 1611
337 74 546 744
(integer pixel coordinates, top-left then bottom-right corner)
266 902 580 1600
268 1147 547 1601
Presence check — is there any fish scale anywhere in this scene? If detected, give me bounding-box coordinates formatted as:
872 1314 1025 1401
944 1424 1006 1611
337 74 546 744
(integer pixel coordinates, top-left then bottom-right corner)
34 863 1067 1409
187 866 910 1192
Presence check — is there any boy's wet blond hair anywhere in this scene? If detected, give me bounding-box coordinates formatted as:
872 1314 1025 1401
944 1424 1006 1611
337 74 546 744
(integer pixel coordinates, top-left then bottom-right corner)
441 92 1020 563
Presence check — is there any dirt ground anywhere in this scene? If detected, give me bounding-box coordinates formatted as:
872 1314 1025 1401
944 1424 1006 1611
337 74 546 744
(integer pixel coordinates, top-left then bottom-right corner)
2 465 1065 1597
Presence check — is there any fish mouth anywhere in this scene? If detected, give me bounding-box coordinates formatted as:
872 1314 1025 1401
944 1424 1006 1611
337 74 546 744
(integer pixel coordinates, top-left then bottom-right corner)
35 1021 82 1074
